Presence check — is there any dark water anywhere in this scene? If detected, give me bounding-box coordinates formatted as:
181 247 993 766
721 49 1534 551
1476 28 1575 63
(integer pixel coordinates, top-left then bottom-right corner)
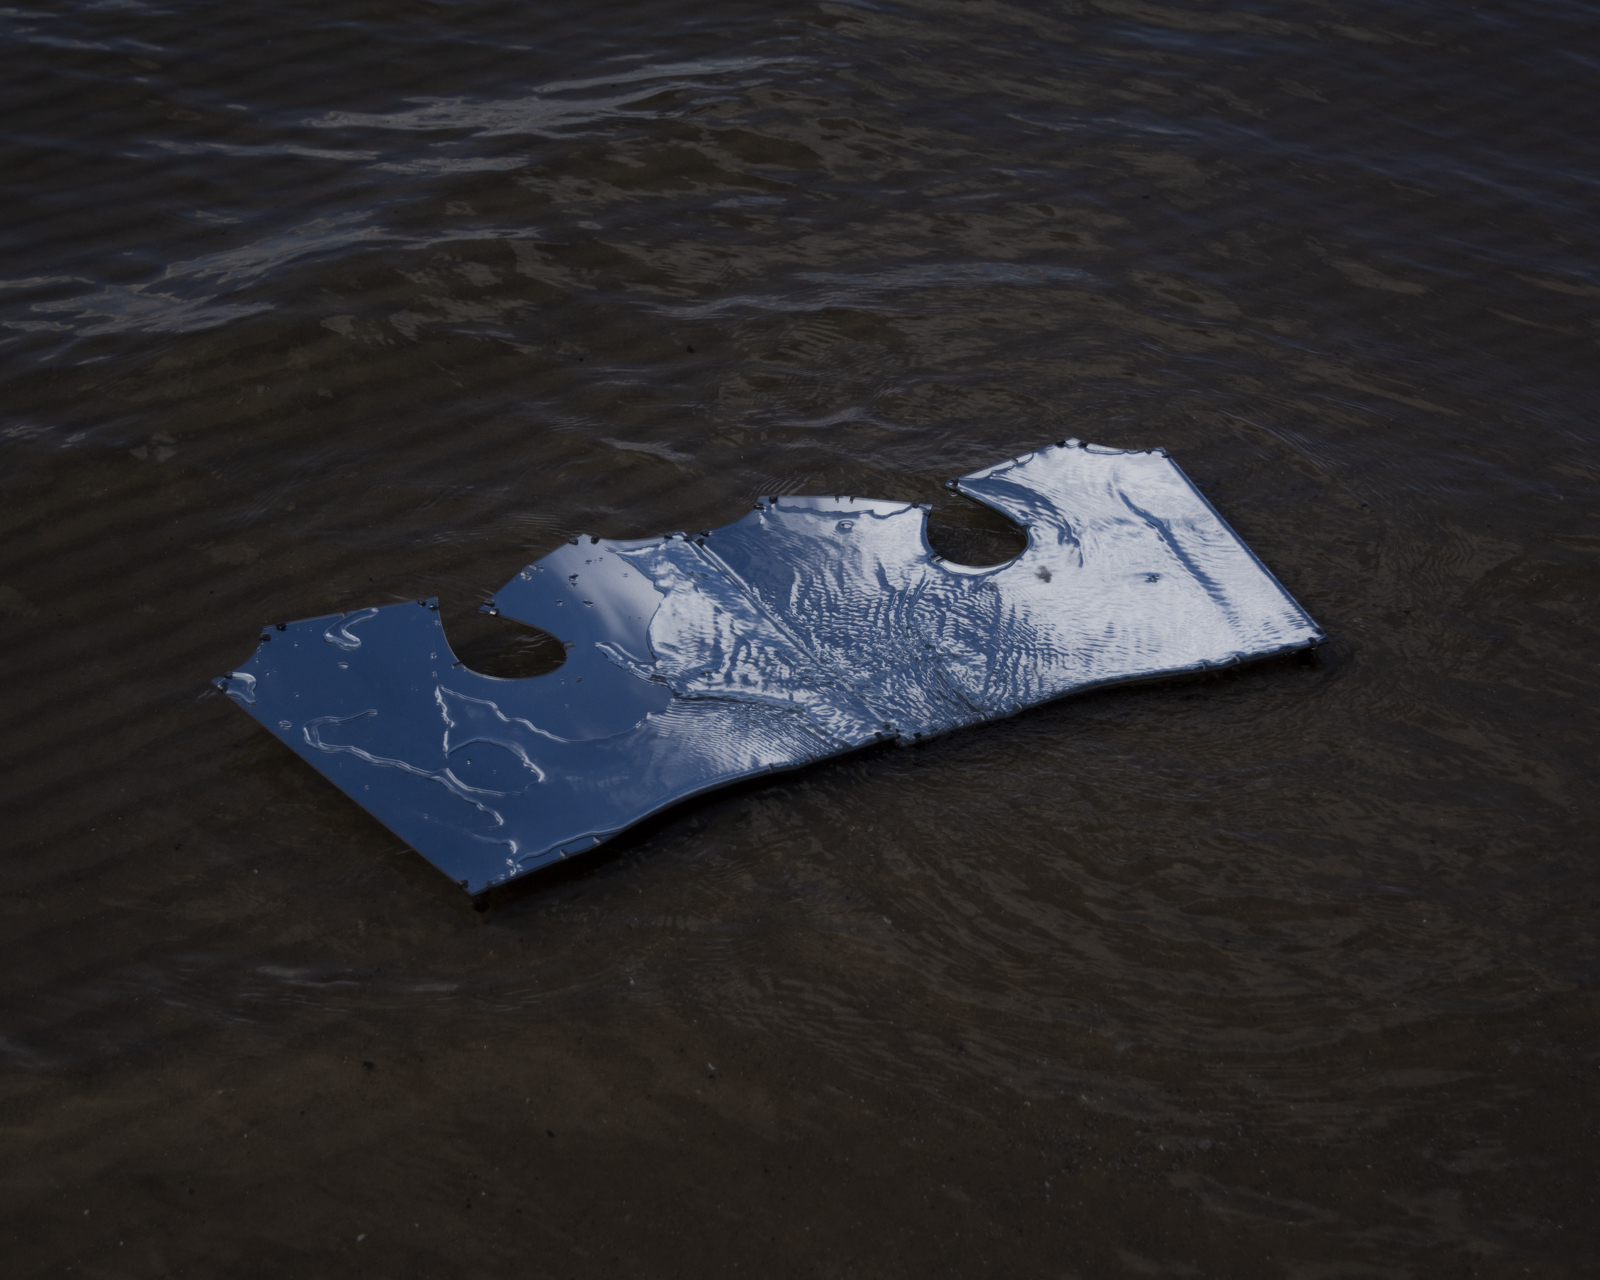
3 0 1598 1274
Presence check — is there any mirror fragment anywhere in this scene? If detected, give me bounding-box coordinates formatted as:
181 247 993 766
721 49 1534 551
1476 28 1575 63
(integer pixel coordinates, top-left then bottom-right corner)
214 441 1323 894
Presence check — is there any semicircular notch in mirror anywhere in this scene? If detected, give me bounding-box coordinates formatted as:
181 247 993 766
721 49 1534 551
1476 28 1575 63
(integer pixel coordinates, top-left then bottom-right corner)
924 489 1029 566
443 607 568 680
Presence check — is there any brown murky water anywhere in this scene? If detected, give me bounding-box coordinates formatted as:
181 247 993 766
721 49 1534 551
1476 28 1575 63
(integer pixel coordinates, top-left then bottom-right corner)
3 1 1597 1275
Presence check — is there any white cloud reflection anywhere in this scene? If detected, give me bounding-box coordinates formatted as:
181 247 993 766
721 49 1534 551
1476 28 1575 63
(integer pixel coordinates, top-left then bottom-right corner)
4 213 515 339
304 55 780 139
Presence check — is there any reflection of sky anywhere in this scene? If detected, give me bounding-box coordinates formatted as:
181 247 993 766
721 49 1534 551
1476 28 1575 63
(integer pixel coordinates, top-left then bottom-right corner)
2 54 790 343
656 263 1096 320
1 234 1096 340
304 57 779 139
148 139 380 163
14 290 271 337
0 5 164 55
1 214 511 338
371 156 530 176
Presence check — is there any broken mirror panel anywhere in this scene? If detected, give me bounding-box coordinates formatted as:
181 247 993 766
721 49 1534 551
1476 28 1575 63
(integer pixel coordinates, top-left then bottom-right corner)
215 440 1324 893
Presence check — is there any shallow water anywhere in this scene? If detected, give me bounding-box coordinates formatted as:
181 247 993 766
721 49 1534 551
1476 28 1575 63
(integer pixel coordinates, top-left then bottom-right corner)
2 1 1597 1275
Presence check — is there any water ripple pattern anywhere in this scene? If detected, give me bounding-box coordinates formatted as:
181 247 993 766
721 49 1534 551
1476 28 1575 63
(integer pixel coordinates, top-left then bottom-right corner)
3 0 1598 1272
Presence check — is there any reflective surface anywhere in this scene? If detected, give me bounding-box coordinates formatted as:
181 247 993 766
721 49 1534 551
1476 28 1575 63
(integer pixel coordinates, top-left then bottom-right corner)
3 0 1598 1275
217 441 1322 891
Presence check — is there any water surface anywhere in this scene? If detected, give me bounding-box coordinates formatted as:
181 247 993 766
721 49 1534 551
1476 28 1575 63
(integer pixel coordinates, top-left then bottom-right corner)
2 1 1597 1274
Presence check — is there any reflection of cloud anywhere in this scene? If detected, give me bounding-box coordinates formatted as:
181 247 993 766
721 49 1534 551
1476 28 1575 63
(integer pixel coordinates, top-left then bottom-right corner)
9 214 391 336
4 213 519 340
148 139 379 163
602 436 696 465
309 90 653 137
657 261 1094 319
0 275 92 291
371 155 530 175
24 289 270 337
151 212 391 288
304 55 780 139
799 262 1091 289
0 4 165 54
3 52 801 346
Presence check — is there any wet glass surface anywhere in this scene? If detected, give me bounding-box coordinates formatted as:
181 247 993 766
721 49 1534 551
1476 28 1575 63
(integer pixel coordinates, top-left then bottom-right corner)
1 0 1596 1274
